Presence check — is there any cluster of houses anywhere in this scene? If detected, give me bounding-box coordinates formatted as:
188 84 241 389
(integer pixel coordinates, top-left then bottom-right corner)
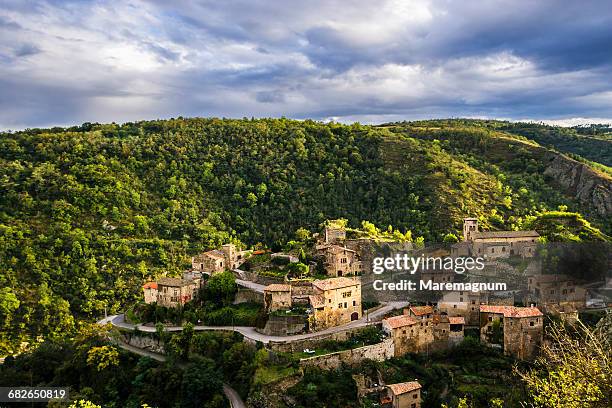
141 218 598 363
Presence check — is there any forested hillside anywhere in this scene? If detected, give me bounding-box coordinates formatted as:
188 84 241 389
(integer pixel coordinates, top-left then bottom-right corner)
0 118 610 353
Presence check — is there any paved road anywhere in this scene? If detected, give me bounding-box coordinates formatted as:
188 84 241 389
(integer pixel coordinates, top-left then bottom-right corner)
111 337 246 408
101 301 407 343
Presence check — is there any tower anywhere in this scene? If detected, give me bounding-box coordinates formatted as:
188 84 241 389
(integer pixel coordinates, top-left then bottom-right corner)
463 218 478 241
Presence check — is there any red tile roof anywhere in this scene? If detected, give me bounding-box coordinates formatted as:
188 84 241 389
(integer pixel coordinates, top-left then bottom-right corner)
480 305 543 318
384 314 418 329
143 281 158 289
387 381 421 395
409 305 434 316
449 316 465 325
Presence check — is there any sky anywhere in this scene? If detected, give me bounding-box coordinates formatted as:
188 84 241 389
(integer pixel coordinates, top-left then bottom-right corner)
1 0 612 130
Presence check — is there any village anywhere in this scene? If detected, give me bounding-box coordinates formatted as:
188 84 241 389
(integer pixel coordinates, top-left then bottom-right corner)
130 218 605 408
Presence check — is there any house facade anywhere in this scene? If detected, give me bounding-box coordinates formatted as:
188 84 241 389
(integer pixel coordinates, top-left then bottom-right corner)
479 305 543 360
317 244 363 277
142 281 158 304
264 284 292 312
384 381 422 408
191 243 250 274
156 277 198 308
309 277 362 330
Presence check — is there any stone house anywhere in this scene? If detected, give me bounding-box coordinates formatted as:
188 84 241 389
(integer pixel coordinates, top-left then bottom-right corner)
191 243 249 274
437 291 483 326
383 381 422 408
156 277 198 308
325 226 346 244
526 274 587 313
309 277 362 330
407 305 434 320
264 284 292 312
316 244 363 277
479 305 543 360
463 218 539 258
382 315 433 356
448 316 465 344
142 281 158 304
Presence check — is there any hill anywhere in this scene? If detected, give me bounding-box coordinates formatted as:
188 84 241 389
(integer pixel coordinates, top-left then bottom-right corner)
0 117 610 353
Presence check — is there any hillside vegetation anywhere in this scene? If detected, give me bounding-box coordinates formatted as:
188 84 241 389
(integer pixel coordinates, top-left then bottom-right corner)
0 117 609 353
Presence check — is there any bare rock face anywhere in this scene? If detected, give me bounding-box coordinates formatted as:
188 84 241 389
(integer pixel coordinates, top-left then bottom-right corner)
543 153 612 217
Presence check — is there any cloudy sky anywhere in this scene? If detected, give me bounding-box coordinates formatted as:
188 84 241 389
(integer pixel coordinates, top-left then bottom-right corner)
1 0 612 129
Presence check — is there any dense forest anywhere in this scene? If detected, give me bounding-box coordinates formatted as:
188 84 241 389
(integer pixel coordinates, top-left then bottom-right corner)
1 117 610 356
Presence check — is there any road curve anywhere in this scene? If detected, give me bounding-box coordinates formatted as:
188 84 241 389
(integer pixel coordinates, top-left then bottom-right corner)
111 337 246 408
101 301 408 344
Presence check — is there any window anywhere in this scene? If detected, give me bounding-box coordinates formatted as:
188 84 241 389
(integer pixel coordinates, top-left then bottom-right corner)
488 316 492 321
530 321 535 327
550 290 555 294
471 300 475 304
453 305 457 309
562 289 567 295
411 404 416 408
502 247 505 252
338 303 342 308
328 299 332 303
344 302 347 308
342 291 352 298
413 393 418 399
353 300 356 306
460 297 464 302
402 330 406 334
341 258 347 264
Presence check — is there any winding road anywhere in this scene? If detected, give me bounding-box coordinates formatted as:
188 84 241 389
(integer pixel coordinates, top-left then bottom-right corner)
102 301 407 343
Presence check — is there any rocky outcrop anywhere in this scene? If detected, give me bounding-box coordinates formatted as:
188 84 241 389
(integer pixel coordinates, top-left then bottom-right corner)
543 153 612 216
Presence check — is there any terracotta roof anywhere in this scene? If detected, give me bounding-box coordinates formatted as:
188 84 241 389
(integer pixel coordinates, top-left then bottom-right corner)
157 277 195 287
265 284 291 292
387 381 421 395
384 314 418 329
472 230 539 239
309 294 325 308
143 281 158 289
312 277 360 291
480 305 543 318
449 316 465 325
409 305 434 316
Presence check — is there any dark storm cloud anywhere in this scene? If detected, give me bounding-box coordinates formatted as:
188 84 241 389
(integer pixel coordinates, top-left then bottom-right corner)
1 0 612 129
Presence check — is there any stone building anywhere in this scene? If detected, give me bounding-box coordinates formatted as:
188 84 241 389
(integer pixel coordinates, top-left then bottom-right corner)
264 284 292 312
382 315 433 356
156 277 198 308
437 291 483 326
383 381 422 408
479 305 543 360
448 316 465 344
462 218 539 258
309 277 362 330
191 243 249 274
142 281 158 304
325 226 346 244
407 305 434 320
526 274 587 313
316 244 363 277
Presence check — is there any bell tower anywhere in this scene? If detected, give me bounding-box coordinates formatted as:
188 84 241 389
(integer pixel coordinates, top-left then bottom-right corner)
463 218 478 241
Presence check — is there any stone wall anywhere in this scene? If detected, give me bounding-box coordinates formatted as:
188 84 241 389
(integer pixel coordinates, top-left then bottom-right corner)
234 287 264 304
299 338 394 370
122 332 164 354
268 323 381 353
260 314 307 336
